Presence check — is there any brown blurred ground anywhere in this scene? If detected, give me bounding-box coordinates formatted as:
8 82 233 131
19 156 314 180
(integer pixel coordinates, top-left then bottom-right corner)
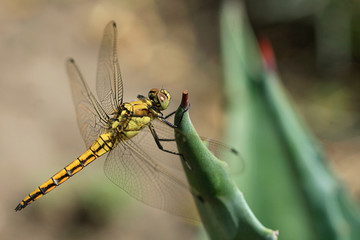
0 0 359 240
0 1 224 239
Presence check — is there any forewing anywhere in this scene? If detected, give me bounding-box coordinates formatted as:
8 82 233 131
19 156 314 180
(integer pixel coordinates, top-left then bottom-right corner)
66 58 109 148
104 135 198 220
96 21 123 115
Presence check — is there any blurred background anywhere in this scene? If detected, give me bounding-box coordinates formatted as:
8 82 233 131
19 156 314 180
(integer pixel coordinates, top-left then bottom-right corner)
0 0 359 239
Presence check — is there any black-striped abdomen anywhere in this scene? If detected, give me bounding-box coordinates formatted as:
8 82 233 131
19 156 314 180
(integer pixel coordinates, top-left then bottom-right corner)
15 133 115 211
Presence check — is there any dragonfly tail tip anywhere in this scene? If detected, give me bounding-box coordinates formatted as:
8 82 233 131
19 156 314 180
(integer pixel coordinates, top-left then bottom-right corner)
14 203 24 212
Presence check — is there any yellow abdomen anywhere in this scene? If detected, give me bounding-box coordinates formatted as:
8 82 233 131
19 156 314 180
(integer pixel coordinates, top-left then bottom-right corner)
15 132 116 211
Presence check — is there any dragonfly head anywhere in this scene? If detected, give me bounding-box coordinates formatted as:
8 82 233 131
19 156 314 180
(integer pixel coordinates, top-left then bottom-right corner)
148 88 171 111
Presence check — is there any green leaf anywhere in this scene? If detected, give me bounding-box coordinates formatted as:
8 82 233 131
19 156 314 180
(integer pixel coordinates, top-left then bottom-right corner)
220 1 360 239
220 1 315 239
174 92 278 240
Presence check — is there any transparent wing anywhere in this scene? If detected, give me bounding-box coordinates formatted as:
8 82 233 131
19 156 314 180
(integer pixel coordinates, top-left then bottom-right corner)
66 58 109 148
126 121 185 171
104 134 198 220
96 21 123 115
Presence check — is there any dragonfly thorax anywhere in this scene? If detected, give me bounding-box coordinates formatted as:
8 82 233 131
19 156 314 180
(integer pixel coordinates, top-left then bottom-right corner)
108 100 155 140
148 88 171 111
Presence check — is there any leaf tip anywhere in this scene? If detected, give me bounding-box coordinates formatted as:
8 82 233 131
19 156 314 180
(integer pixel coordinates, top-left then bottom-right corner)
258 36 277 71
181 90 189 109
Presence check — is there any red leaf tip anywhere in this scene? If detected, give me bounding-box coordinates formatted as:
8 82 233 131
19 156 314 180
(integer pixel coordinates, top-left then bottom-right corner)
181 90 189 109
258 36 277 71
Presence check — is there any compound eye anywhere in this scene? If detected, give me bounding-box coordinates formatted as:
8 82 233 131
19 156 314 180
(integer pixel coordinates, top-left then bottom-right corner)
158 92 166 102
151 88 159 93
148 88 160 100
158 90 170 110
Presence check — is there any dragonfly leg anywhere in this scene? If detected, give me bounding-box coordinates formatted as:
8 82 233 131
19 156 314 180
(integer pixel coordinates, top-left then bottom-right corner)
148 123 192 170
163 110 176 120
159 104 190 128
137 94 146 100
148 123 179 155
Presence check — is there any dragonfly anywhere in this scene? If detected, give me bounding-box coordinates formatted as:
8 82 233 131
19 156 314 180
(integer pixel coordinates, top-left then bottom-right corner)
15 21 240 219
